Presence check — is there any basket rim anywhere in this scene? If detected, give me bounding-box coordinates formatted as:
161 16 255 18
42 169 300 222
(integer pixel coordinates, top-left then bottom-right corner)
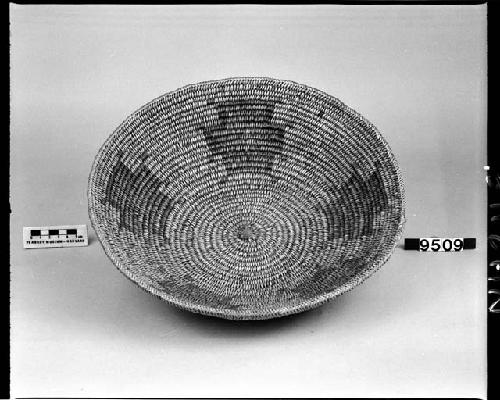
88 76 406 320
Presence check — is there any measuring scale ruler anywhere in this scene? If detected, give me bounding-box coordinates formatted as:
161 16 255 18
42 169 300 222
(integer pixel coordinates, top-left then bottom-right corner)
23 225 88 249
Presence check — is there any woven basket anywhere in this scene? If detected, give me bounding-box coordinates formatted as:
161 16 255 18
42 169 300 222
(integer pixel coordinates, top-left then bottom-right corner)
88 77 405 320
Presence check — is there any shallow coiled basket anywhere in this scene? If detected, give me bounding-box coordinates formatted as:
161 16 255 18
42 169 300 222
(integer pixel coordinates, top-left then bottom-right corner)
88 77 405 320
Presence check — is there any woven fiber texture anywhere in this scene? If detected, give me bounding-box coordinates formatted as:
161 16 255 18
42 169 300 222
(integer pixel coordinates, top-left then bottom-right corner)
88 77 405 320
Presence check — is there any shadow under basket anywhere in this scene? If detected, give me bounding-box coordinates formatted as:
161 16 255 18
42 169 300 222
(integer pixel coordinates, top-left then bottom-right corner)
88 77 405 320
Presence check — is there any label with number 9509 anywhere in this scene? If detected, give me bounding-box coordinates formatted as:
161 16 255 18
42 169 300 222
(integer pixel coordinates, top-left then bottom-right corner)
419 238 464 252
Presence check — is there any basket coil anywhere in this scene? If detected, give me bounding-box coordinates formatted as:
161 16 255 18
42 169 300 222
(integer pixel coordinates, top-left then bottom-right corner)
88 77 405 320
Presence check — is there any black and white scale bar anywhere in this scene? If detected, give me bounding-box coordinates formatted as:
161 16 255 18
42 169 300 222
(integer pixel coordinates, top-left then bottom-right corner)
405 237 476 251
23 225 88 249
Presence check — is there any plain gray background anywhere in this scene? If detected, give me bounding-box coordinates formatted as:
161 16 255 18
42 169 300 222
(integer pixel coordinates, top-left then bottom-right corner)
10 4 487 398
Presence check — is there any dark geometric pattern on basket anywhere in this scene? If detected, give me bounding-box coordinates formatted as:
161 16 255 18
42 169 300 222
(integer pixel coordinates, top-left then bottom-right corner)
88 77 405 320
102 154 175 244
202 100 285 179
324 162 389 240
